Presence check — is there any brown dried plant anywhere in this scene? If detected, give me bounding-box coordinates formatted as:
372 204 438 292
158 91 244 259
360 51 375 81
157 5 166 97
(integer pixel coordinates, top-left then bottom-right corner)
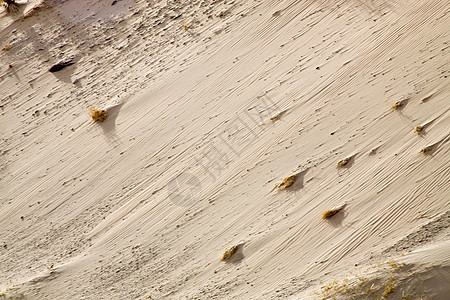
322 204 345 219
419 145 433 154
277 174 297 190
1 0 20 14
221 245 238 261
336 157 351 168
89 107 107 122
413 125 423 135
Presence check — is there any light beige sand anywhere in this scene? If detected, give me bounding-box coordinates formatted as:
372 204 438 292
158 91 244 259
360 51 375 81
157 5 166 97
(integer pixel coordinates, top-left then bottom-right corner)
0 0 449 299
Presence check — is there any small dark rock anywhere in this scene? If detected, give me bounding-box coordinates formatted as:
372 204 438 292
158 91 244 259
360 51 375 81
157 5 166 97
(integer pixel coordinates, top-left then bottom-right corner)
170 13 182 20
49 59 75 72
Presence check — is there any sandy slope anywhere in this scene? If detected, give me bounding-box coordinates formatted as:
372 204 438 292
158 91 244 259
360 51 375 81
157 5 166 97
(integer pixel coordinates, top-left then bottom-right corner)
0 0 449 299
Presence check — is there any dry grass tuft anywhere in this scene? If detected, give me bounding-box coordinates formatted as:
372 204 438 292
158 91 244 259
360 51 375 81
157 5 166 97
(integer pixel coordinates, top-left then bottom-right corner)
221 245 238 261
419 145 433 154
391 94 410 110
413 125 423 135
336 157 351 168
391 101 403 110
182 22 190 30
382 276 396 297
1 0 20 14
89 107 107 122
322 205 345 219
277 174 297 190
1 44 11 52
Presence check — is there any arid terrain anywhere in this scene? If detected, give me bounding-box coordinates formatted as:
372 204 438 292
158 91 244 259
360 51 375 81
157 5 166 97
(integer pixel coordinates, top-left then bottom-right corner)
0 0 449 299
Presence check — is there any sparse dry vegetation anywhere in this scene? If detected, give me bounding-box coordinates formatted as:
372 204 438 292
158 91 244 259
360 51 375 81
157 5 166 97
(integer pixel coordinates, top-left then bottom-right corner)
182 22 190 30
391 94 410 110
0 288 25 300
336 157 351 168
419 145 432 154
1 44 11 52
382 276 396 297
413 125 423 135
317 260 411 299
89 107 107 122
322 204 345 219
1 0 21 14
391 101 404 110
386 260 406 272
277 174 297 190
221 245 238 261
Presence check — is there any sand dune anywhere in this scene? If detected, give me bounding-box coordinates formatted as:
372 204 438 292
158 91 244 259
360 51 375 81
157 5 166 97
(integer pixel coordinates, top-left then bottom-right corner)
0 0 449 299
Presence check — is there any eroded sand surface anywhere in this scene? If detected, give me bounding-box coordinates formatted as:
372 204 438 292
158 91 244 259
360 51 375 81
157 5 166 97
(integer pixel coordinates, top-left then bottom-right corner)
0 0 449 299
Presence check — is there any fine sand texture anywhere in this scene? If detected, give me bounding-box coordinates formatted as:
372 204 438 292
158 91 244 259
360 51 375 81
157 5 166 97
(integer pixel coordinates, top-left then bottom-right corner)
1 0 449 299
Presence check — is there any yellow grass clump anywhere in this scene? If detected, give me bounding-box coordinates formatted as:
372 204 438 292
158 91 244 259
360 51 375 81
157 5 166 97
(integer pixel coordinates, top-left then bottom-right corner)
221 245 238 261
382 276 396 297
89 107 107 122
1 0 20 13
419 145 432 154
322 205 345 219
1 44 11 52
391 101 403 110
391 95 410 110
336 157 350 168
413 125 423 135
277 174 297 190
